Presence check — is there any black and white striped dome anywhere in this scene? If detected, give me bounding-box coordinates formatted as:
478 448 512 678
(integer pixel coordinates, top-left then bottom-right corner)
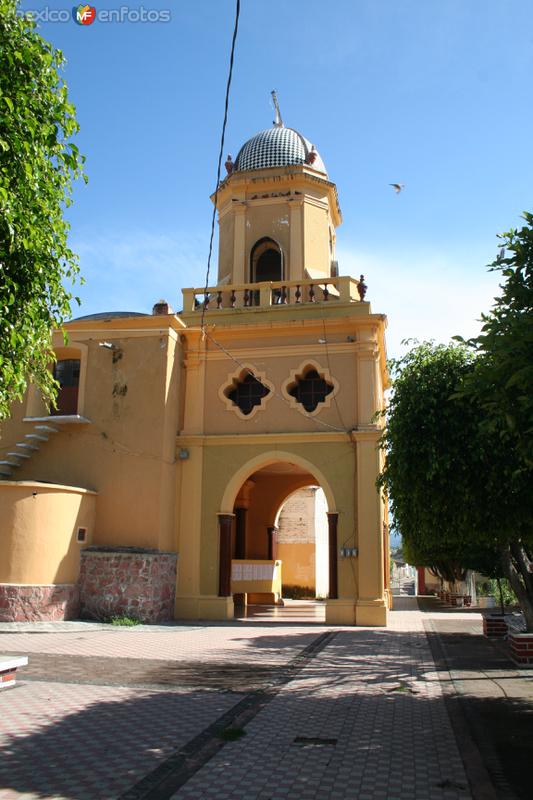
234 126 327 174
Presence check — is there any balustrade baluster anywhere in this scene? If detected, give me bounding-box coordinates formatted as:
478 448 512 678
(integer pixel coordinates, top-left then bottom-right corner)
230 289 236 308
280 286 287 304
309 283 315 303
216 291 222 309
203 294 209 310
295 285 301 304
323 283 329 301
244 288 250 307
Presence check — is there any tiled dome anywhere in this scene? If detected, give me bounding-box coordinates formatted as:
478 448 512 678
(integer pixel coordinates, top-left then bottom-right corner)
234 126 326 174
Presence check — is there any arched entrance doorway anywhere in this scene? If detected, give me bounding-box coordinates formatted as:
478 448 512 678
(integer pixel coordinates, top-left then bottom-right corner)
217 456 338 622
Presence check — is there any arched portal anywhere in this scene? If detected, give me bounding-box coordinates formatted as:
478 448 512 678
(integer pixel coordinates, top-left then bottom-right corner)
218 454 338 620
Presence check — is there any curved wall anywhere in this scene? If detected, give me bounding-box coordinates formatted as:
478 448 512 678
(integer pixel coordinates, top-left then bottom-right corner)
0 481 96 584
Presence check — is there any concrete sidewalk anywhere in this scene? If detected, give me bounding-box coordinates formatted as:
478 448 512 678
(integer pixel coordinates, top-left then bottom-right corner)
0 600 530 799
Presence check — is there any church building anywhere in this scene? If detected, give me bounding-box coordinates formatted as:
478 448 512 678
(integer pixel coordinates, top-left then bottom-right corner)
0 111 390 626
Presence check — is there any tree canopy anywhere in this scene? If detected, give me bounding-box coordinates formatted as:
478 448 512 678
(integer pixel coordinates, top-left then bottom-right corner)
459 213 533 470
0 0 85 419
378 339 533 630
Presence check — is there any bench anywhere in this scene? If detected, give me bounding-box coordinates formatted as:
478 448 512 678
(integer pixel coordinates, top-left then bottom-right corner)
0 656 28 689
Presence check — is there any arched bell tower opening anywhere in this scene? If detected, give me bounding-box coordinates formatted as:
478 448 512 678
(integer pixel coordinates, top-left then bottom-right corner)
250 237 284 306
250 237 283 283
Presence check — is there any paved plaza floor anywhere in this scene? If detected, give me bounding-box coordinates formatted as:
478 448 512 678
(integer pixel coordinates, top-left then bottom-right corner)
0 599 531 800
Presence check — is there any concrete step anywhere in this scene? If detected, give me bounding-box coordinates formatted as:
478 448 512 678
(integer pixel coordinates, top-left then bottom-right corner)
0 468 12 477
7 452 31 459
34 425 59 434
0 460 20 468
16 442 39 451
25 433 48 442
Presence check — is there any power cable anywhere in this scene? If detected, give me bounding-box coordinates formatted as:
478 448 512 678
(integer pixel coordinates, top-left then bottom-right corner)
202 326 349 434
200 0 241 335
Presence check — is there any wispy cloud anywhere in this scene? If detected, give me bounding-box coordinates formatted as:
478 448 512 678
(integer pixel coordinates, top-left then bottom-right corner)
338 247 502 359
70 229 210 316
69 230 503 356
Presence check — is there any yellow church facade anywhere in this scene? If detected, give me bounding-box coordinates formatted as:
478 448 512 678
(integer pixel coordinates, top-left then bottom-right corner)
0 120 390 626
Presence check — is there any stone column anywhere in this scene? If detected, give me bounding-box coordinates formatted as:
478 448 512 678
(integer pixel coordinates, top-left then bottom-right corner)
267 526 278 561
235 507 247 559
354 431 387 626
218 514 233 597
327 512 338 599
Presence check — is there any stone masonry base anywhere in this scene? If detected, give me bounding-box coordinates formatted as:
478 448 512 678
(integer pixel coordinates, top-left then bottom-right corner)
79 548 177 623
0 584 79 622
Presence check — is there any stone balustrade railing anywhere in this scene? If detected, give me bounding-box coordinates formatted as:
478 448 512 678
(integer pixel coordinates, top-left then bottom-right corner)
182 274 367 313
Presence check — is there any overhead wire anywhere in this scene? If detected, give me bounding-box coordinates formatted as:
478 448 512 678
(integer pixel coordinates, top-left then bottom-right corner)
196 0 354 437
201 327 349 433
200 0 241 336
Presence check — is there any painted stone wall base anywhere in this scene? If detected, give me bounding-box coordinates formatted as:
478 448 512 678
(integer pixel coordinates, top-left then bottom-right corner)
483 615 508 638
508 632 533 666
175 595 234 620
79 549 177 624
325 599 356 625
356 600 388 627
0 583 79 622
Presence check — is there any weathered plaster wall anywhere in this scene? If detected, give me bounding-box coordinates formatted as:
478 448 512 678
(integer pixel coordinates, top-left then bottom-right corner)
0 322 182 552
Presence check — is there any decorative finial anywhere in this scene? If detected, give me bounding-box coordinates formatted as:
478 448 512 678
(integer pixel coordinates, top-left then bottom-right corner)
225 154 234 175
271 89 283 127
305 145 317 165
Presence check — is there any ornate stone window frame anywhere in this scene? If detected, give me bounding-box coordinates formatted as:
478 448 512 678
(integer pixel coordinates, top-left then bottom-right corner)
281 359 339 417
219 363 275 420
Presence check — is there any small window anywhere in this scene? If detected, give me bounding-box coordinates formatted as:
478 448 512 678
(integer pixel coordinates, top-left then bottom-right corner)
76 527 87 543
53 359 80 415
288 368 333 412
227 372 270 416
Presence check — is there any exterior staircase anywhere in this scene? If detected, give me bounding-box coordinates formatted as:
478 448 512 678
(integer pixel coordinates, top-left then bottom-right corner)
0 424 59 479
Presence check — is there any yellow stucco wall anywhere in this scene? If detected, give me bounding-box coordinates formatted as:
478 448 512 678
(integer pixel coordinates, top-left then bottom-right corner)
0 320 182 552
0 482 96 584
0 150 388 626
276 542 316 590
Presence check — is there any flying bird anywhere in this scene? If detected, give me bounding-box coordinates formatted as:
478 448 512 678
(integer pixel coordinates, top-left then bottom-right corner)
390 183 405 194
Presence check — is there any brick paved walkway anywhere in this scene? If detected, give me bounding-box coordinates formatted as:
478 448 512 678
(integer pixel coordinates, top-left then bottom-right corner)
0 603 486 799
172 604 471 800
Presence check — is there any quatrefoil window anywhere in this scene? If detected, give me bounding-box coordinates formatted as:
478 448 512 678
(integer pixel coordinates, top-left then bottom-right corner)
282 361 338 416
219 365 274 419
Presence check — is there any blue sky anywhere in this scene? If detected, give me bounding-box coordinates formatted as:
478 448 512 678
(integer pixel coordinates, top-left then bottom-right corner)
21 0 533 358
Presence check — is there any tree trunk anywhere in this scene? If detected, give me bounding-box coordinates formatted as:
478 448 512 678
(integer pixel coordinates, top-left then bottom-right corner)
501 543 533 632
495 577 505 616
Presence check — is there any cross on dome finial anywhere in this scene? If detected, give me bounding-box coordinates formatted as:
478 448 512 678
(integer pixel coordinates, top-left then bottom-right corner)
271 90 283 127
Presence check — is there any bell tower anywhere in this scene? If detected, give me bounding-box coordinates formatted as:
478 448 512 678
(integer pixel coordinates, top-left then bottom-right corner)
178 103 389 628
213 112 342 288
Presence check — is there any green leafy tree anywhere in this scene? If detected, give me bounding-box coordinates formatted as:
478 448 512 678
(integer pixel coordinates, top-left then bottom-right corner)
378 342 533 630
457 213 533 621
0 0 85 419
